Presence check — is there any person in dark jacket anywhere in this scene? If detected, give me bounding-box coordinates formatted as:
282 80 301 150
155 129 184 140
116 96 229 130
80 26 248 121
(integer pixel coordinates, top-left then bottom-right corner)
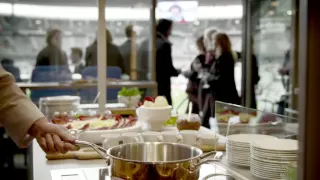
85 29 126 74
185 36 206 114
36 29 68 66
212 33 240 105
119 25 137 76
155 19 181 105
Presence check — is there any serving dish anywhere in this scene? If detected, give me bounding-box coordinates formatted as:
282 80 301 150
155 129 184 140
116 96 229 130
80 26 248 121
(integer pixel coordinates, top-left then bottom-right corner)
51 113 142 143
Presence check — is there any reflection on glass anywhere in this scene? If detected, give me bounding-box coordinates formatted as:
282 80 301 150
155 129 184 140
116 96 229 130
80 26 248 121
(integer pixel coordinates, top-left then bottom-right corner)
0 1 157 104
250 0 293 114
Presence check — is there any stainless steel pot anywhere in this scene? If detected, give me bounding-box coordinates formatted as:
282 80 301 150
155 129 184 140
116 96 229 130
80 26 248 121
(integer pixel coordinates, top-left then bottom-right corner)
75 140 229 180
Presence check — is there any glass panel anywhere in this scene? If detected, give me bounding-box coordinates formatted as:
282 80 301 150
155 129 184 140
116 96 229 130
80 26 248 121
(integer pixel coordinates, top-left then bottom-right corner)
165 2 243 113
250 0 294 114
0 1 156 110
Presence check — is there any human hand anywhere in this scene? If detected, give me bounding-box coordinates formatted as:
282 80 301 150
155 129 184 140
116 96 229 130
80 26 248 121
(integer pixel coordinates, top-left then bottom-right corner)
28 118 78 154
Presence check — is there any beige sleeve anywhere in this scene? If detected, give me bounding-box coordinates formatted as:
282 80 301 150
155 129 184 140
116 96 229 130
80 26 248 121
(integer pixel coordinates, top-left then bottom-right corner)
0 67 44 148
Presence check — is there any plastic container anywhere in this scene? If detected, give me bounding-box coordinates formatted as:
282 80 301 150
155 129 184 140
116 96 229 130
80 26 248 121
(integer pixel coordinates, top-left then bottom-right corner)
39 96 80 119
177 114 201 131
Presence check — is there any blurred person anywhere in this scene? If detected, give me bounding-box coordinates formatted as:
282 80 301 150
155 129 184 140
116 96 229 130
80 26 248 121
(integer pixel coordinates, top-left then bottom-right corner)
85 29 126 74
203 28 218 66
137 38 149 81
0 66 77 153
235 37 260 109
36 29 68 66
212 33 240 105
277 50 291 115
155 19 181 105
1 58 21 82
71 47 85 74
185 36 206 114
119 25 137 76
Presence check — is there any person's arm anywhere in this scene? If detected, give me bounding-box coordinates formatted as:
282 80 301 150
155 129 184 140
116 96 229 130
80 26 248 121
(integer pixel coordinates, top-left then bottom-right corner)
0 67 77 153
163 43 180 77
0 67 44 147
186 81 198 105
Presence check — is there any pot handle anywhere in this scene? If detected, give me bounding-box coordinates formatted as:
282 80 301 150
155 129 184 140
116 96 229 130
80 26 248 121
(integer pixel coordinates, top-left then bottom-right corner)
200 151 221 160
74 140 110 163
202 174 236 180
189 151 223 171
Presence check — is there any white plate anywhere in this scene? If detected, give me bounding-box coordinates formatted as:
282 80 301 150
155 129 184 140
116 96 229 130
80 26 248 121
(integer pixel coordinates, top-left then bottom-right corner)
251 155 296 164
227 147 250 152
251 147 297 155
228 160 250 166
251 147 298 155
251 159 288 168
251 168 284 177
227 153 250 159
250 162 287 172
252 139 298 152
227 134 277 144
251 152 297 161
251 170 283 180
251 168 284 178
227 154 250 160
227 143 251 149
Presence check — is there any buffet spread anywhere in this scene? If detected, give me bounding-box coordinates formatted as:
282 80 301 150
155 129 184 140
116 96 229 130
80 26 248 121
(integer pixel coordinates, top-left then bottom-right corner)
39 93 297 180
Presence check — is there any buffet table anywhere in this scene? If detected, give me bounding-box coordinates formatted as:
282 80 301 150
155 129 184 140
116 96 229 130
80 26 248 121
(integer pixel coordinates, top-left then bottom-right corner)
32 141 254 180
32 142 106 180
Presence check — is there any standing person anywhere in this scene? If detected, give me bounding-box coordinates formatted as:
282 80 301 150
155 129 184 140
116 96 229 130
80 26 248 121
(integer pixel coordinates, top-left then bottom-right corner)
212 33 240 105
185 36 206 114
85 29 126 74
119 25 137 76
36 29 68 66
155 19 181 105
70 47 85 74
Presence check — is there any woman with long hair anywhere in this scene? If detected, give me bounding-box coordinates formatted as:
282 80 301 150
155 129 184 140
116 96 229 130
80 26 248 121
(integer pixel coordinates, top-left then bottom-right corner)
212 33 240 105
184 36 206 114
155 19 181 105
36 29 68 66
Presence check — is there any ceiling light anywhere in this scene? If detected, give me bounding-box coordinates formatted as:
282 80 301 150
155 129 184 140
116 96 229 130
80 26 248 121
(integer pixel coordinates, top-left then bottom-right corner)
287 10 292 15
0 3 243 20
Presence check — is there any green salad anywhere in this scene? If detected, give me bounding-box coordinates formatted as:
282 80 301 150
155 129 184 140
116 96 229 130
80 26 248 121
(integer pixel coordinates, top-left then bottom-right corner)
118 87 141 96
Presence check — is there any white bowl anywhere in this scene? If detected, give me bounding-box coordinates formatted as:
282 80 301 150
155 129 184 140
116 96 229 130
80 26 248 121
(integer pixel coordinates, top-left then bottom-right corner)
137 105 172 123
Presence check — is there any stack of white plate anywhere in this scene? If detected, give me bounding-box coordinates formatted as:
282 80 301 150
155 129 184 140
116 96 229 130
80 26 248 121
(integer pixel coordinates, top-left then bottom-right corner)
226 134 277 167
39 96 80 118
251 139 298 180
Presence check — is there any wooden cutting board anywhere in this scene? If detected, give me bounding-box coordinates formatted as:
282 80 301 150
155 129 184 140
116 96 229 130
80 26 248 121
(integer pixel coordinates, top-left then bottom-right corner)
46 144 226 160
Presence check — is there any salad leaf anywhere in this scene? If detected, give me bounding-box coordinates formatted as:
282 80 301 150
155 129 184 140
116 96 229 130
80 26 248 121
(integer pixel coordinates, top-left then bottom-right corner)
118 87 141 96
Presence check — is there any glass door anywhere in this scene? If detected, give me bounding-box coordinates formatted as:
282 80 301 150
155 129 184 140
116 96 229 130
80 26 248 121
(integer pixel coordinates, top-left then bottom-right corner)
242 0 296 115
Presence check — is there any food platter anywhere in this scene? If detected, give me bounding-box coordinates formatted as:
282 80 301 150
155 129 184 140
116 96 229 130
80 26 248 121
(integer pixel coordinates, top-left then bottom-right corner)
51 113 142 143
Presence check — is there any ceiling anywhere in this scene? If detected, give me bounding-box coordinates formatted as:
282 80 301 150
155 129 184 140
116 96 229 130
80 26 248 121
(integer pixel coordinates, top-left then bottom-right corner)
0 0 242 7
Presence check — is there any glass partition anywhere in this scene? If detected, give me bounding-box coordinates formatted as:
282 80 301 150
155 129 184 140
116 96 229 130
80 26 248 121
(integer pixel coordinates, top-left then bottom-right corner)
0 1 156 106
214 101 297 138
248 0 294 113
